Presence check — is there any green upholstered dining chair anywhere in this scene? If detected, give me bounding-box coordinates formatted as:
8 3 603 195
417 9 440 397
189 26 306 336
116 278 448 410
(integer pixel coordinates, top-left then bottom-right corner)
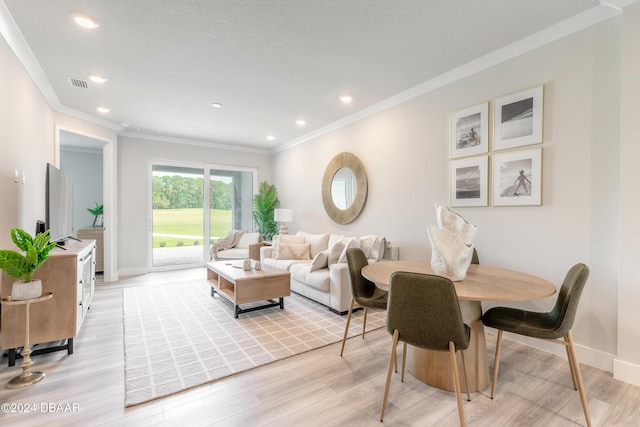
340 248 389 357
482 263 591 427
380 272 471 425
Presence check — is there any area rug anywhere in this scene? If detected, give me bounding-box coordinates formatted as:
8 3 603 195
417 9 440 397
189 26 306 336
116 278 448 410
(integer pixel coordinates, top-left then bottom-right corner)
122 279 385 406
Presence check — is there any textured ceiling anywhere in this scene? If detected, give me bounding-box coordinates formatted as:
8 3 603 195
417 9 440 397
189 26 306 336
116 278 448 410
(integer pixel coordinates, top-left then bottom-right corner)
3 0 604 151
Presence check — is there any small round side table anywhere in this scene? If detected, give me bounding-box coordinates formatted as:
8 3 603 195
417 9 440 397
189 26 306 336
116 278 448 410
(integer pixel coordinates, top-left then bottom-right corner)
1 292 53 389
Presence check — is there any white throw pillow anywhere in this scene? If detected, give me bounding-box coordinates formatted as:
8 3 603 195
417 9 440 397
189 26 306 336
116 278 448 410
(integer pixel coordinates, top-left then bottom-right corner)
235 232 261 249
359 235 387 261
309 250 329 271
275 243 311 260
327 241 344 265
338 237 360 264
296 232 330 258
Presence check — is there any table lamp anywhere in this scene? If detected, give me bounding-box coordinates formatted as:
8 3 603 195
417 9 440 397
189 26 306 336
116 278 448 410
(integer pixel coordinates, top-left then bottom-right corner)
274 208 293 235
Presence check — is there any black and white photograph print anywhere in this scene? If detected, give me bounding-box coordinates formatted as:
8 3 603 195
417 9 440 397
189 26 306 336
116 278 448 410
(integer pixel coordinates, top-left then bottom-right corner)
492 148 542 206
493 85 543 150
450 102 488 158
450 156 488 207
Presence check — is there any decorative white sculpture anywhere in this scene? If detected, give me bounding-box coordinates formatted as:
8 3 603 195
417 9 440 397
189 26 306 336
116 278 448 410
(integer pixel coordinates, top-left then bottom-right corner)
428 205 478 281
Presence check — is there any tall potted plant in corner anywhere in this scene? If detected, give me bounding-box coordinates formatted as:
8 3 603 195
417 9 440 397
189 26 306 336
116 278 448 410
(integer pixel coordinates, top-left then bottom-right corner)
252 181 280 241
0 228 56 300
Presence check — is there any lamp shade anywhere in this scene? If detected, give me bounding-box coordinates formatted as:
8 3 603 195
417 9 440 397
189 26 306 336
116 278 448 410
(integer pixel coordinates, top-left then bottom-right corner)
274 208 293 222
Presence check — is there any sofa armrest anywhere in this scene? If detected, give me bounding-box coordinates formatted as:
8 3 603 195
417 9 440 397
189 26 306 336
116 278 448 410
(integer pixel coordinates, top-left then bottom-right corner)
249 241 265 261
384 245 400 261
329 263 353 313
260 245 273 262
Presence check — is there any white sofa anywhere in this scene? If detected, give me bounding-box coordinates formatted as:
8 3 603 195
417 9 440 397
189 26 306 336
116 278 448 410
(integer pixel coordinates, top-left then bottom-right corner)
260 231 399 314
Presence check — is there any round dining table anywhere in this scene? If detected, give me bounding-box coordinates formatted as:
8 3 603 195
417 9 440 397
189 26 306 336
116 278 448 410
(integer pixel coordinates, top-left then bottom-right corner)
361 260 556 392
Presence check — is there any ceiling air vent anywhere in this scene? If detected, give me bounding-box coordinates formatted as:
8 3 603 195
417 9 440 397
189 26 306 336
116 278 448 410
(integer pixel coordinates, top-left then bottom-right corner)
67 77 89 89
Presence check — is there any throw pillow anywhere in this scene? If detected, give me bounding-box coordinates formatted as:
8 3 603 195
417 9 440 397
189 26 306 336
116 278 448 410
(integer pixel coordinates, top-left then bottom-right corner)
276 243 311 260
327 240 344 265
309 250 329 271
296 232 330 258
272 234 305 258
359 235 387 261
338 237 360 264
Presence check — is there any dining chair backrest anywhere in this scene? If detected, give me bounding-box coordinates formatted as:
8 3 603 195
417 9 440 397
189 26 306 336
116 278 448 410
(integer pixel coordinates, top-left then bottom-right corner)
387 272 470 351
546 263 589 339
346 248 377 303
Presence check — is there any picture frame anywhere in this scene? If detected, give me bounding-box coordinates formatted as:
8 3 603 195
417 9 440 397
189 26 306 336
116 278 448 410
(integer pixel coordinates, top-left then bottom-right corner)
450 156 488 207
93 214 104 227
450 102 489 158
493 86 543 151
492 148 542 206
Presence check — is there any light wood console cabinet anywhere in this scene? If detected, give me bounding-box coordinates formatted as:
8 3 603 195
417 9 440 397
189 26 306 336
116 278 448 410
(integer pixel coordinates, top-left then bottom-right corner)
1 239 96 365
77 227 103 272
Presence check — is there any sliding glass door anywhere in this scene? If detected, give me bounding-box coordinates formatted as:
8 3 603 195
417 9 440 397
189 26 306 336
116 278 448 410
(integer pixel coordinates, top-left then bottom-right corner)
150 162 256 270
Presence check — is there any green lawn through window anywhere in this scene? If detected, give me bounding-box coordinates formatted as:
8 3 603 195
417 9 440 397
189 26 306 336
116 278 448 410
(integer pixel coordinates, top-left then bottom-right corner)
152 208 232 248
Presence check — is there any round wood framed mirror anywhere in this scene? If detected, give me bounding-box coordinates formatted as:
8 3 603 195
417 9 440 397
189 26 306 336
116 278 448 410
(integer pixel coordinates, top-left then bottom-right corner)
322 152 368 224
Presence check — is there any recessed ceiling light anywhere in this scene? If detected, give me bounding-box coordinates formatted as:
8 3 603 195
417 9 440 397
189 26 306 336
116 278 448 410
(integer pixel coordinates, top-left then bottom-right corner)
71 13 100 29
266 135 275 141
211 103 222 108
339 94 353 104
97 106 111 113
295 119 306 126
88 74 107 83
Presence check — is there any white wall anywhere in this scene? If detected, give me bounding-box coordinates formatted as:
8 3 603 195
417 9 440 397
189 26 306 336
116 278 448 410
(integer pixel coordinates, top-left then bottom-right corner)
272 17 624 372
0 33 55 247
616 2 640 386
117 135 272 275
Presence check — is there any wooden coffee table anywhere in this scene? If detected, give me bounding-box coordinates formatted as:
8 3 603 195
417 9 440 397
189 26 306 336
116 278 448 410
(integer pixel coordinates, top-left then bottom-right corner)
206 261 291 318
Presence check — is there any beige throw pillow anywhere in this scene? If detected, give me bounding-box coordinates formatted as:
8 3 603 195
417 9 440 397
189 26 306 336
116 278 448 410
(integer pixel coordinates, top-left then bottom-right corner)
272 234 306 258
309 250 329 271
296 232 330 258
276 243 311 260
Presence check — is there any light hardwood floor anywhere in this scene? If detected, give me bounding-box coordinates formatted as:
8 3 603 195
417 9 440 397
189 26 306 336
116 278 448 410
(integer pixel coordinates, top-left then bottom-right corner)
0 267 639 426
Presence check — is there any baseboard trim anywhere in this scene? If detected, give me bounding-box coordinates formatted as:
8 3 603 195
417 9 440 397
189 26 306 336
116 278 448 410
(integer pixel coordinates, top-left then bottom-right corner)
613 358 640 387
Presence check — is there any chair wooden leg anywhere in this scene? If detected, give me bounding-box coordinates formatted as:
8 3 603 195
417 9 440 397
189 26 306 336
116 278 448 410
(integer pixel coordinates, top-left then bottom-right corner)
380 330 399 422
565 344 578 390
490 330 503 399
401 342 407 381
362 307 368 338
340 299 355 356
566 332 591 427
460 349 471 402
449 341 466 427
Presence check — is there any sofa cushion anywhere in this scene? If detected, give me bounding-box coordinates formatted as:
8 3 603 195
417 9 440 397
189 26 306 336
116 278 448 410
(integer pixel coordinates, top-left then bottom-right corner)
263 257 310 271
236 232 261 249
290 264 331 292
276 243 311 260
310 250 329 272
328 234 344 249
296 232 330 258
215 248 249 260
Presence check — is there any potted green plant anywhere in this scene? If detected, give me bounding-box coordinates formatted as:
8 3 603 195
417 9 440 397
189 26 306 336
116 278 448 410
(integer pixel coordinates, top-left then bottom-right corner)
87 202 103 226
252 181 280 241
0 228 56 300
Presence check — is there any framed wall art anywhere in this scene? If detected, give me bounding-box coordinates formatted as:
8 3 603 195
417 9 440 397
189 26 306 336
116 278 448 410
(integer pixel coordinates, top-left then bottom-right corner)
493 86 543 151
492 148 542 206
450 102 488 158
450 155 488 207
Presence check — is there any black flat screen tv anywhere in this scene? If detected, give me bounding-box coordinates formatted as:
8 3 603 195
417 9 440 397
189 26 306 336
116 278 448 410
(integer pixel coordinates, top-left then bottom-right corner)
45 163 74 243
